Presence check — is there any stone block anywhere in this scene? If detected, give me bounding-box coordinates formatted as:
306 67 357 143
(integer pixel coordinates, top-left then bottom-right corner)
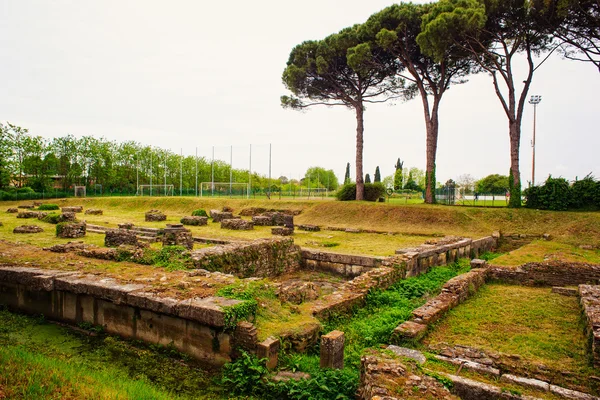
386 345 426 364
17 211 43 219
18 204 35 209
162 224 194 249
500 373 550 392
145 210 166 222
58 212 77 222
221 219 254 230
6 208 18 213
298 224 320 232
272 227 293 236
470 259 487 269
392 321 427 341
551 286 578 296
57 222 86 238
210 210 235 222
13 225 44 234
105 229 139 247
180 216 208 226
85 209 103 215
118 222 134 229
61 206 83 213
320 330 345 369
252 215 274 226
257 337 280 369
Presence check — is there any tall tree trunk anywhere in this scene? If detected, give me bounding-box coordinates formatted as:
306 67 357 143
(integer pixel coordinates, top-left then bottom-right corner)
508 119 522 207
424 110 439 204
355 104 365 201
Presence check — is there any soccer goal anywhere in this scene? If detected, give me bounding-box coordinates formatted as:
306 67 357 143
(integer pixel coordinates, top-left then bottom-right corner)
200 182 249 198
299 187 328 199
137 184 174 196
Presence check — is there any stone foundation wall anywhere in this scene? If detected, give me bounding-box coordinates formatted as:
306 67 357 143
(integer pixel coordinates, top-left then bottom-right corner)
301 250 386 278
0 266 257 366
489 262 600 286
190 238 301 278
579 284 600 369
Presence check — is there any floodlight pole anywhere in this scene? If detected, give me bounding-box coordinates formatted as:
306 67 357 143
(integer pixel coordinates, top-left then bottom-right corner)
529 95 542 186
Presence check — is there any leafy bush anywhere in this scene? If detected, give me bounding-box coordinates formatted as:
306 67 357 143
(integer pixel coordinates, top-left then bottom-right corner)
191 209 208 217
38 204 59 211
42 213 60 224
570 174 600 209
220 351 358 400
524 176 572 211
336 183 386 201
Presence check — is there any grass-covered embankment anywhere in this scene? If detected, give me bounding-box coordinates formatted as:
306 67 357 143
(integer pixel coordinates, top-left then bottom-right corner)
0 307 226 399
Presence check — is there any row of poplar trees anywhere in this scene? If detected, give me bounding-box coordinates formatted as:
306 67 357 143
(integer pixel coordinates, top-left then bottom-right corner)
281 0 599 206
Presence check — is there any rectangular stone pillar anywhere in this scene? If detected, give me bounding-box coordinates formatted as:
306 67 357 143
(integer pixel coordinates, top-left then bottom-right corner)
257 336 280 369
320 330 345 369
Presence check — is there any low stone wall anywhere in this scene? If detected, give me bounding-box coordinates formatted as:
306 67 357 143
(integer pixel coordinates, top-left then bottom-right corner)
393 268 488 342
0 266 257 366
358 348 457 400
489 262 600 286
302 250 386 278
579 284 600 369
56 222 86 238
190 238 301 278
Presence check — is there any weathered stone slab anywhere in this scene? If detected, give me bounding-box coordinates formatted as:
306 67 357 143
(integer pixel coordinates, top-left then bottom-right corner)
145 210 166 222
162 224 194 249
257 337 280 369
210 210 235 222
552 286 579 296
85 208 103 215
297 224 320 232
56 222 86 238
386 345 426 365
221 219 254 231
17 211 45 219
500 374 550 392
320 330 344 369
272 227 293 236
392 321 427 341
180 216 208 226
6 208 18 213
435 355 500 376
470 259 487 269
105 229 139 247
13 225 44 234
62 206 83 213
175 296 242 327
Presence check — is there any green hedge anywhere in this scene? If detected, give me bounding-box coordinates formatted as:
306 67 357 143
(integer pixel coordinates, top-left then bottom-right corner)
38 204 59 211
524 175 600 211
335 183 386 202
191 209 208 217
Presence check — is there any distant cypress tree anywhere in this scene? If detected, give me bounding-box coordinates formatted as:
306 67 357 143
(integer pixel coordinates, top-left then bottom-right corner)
374 166 381 183
344 162 351 184
365 173 371 183
394 158 404 190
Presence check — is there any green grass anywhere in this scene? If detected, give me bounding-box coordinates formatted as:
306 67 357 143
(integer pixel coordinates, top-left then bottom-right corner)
321 260 471 368
424 283 596 391
491 240 600 266
0 308 229 399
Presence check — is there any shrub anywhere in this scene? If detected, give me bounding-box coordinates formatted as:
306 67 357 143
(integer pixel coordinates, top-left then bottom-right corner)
42 213 60 224
524 176 572 211
191 209 208 217
55 222 67 236
38 204 59 211
336 183 386 202
570 175 599 210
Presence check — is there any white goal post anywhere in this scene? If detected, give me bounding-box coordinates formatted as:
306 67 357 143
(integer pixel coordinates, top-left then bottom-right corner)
137 184 174 196
200 182 249 198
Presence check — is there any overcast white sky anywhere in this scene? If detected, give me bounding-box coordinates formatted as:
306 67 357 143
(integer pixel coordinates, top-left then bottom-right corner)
1 0 599 185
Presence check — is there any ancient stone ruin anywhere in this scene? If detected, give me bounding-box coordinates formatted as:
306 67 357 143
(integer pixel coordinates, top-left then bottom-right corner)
61 206 83 213
119 222 134 229
18 204 35 209
180 216 208 226
210 210 236 222
221 219 254 231
6 208 18 213
145 210 166 222
13 225 44 234
56 222 86 238
17 211 45 219
272 227 294 236
85 209 103 215
58 212 77 222
105 229 139 247
162 224 194 249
